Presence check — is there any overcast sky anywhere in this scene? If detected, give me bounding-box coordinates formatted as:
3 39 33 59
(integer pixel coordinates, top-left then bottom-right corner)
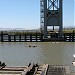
0 0 74 29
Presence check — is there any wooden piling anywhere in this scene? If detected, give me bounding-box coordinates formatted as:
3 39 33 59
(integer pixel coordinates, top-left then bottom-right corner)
1 31 3 42
8 35 11 42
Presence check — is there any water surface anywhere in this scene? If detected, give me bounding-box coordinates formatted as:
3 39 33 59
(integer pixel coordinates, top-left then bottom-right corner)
0 42 75 72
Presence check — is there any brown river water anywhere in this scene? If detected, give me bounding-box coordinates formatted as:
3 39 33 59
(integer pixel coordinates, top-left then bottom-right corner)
0 42 75 72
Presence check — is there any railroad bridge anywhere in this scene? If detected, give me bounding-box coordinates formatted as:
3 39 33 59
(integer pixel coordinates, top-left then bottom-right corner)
0 0 75 42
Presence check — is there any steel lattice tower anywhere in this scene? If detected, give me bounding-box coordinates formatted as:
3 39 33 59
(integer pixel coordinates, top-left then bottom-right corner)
40 0 63 37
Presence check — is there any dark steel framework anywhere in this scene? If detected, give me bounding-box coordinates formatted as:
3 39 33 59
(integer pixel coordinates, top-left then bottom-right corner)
40 0 63 37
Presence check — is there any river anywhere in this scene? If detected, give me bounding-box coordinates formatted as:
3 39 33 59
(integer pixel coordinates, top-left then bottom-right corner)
0 42 75 72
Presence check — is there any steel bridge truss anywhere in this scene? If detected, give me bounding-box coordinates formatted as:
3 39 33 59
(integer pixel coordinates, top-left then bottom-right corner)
40 0 63 37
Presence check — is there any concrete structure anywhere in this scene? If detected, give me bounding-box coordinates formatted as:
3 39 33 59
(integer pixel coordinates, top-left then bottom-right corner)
40 0 63 37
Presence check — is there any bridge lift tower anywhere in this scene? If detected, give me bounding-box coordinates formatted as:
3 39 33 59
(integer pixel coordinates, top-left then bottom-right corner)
40 0 63 38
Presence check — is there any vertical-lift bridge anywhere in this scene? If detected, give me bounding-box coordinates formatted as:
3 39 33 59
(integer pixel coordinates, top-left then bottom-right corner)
40 0 63 37
0 0 75 42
